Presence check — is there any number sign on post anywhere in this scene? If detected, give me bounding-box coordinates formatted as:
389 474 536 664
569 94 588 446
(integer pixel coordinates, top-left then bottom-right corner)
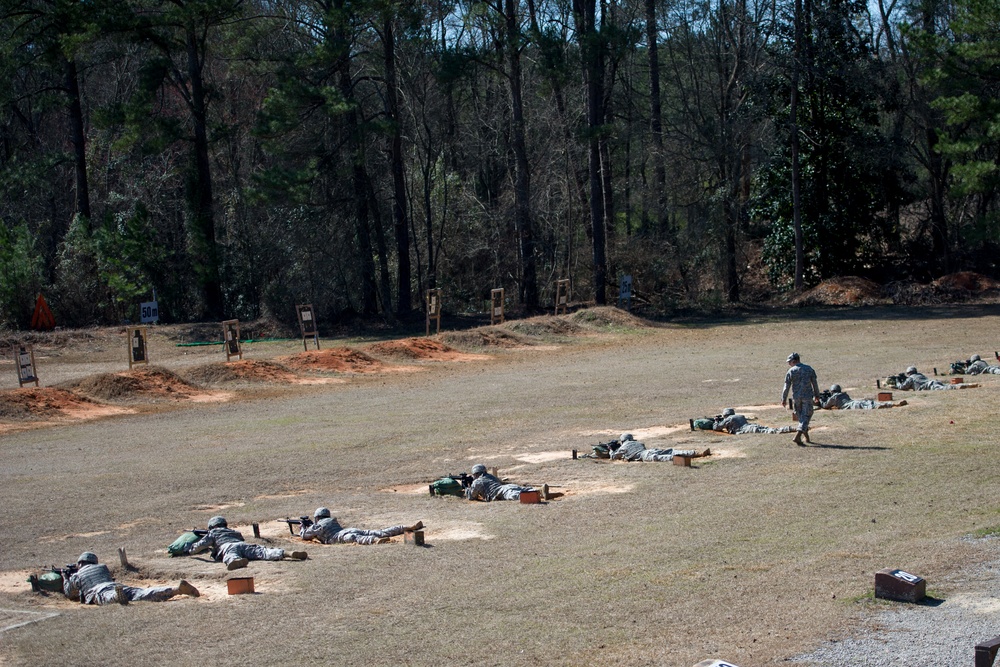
490 288 505 325
140 300 159 324
296 304 320 351
426 289 442 336
618 274 633 311
128 327 149 369
15 344 39 387
222 319 242 361
554 279 570 315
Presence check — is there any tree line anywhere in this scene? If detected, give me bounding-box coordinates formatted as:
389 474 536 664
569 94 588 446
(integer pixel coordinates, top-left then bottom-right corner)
1 0 997 328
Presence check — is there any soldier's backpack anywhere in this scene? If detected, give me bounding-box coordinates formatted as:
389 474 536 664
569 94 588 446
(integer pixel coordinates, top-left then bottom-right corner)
37 571 64 592
168 531 201 556
429 477 466 497
591 444 610 458
692 418 715 430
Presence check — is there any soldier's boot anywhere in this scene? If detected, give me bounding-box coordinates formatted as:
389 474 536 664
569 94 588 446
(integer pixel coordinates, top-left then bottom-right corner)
375 537 391 544
405 521 424 533
697 448 711 458
792 432 804 446
114 583 129 605
897 400 907 407
285 551 307 560
177 580 200 597
227 557 249 571
803 431 811 443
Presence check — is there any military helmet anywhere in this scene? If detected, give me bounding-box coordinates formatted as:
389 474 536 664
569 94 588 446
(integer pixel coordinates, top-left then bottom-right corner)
208 516 227 529
971 354 981 362
620 433 634 442
77 551 98 565
787 352 800 362
471 464 487 475
830 384 841 393
314 507 331 520
722 408 735 417
906 366 918 375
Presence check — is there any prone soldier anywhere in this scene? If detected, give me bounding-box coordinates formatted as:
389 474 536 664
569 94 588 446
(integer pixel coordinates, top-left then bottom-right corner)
818 385 906 410
713 408 795 435
296 507 423 545
465 464 541 501
897 367 978 391
610 433 710 461
63 551 199 605
181 516 307 570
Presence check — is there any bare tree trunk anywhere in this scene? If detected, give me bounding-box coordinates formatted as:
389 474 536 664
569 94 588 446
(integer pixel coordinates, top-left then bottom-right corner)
645 0 667 233
383 18 413 315
791 0 805 290
64 57 91 226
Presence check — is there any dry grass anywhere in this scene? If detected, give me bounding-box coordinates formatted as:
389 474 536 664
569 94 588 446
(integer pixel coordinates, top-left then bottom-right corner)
2 306 1000 666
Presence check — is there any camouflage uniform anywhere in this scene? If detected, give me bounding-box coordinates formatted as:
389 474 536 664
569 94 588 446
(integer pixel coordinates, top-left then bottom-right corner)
782 360 820 434
465 472 534 501
185 526 287 566
897 372 953 391
63 564 176 605
610 437 696 461
967 360 1000 375
820 391 894 410
300 517 406 545
714 413 794 434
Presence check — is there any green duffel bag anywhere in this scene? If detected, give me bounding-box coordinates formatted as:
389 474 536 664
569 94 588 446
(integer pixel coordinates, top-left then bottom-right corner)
430 477 466 497
168 531 201 556
592 444 610 458
692 418 715 430
37 571 64 592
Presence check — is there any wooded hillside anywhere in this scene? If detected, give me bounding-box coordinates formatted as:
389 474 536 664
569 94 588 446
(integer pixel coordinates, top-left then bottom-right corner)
2 0 997 327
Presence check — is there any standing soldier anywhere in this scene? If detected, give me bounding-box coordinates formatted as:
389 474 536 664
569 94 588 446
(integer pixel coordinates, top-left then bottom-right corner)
781 352 820 446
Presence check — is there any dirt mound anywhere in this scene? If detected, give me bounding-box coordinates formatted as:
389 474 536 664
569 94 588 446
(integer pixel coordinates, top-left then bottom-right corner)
934 271 1000 292
366 338 463 360
0 388 100 420
184 360 299 384
793 276 884 306
570 306 651 329
67 366 201 401
440 328 530 349
505 316 583 337
280 347 386 373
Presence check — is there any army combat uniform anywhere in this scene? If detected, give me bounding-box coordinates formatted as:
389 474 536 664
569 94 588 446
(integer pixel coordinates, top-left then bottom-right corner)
185 526 288 567
782 358 820 437
967 360 1000 375
64 563 180 605
714 413 794 434
609 435 696 461
465 472 534 501
820 391 894 410
300 517 407 545
897 372 954 391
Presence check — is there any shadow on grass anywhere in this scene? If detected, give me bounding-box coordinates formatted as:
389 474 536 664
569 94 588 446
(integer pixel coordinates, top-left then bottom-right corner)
802 441 891 451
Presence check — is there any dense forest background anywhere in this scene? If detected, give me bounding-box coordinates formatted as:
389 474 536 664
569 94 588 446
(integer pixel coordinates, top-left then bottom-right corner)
1 0 998 328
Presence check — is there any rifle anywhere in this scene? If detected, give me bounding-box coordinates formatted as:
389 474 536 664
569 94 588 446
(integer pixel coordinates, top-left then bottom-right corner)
817 390 832 405
951 361 969 374
445 473 474 488
49 563 78 579
280 516 313 536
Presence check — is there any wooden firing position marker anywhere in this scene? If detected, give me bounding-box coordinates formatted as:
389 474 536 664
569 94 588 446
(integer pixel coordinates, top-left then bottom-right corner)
519 490 541 504
227 577 255 595
222 319 242 361
877 392 893 401
874 568 925 602
673 455 692 467
404 530 425 546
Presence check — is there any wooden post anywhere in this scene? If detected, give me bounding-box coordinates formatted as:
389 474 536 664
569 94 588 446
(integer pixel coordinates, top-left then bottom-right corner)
117 547 129 570
296 304 320 351
252 523 260 538
490 288 505 325
426 289 442 335
222 319 242 361
128 326 149 369
554 279 570 315
14 344 39 387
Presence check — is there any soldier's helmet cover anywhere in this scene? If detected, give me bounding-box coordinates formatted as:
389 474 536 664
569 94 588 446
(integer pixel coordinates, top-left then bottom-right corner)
906 366 918 375
77 551 98 565
722 408 735 417
619 433 634 442
471 464 487 475
314 507 331 519
830 384 841 393
208 516 227 529
787 352 800 362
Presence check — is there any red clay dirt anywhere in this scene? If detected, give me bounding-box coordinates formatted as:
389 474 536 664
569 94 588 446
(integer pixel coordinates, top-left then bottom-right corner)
67 366 202 401
365 337 488 361
184 359 299 384
278 347 387 373
934 271 1000 291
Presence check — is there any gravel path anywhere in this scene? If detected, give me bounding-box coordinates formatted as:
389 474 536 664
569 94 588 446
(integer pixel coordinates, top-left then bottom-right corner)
794 540 1000 666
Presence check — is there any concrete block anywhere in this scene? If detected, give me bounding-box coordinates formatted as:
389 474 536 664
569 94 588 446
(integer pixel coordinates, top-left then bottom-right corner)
874 568 925 602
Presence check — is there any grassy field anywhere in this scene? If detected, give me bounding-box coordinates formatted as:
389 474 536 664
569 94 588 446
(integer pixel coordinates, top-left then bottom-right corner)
1 305 999 666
